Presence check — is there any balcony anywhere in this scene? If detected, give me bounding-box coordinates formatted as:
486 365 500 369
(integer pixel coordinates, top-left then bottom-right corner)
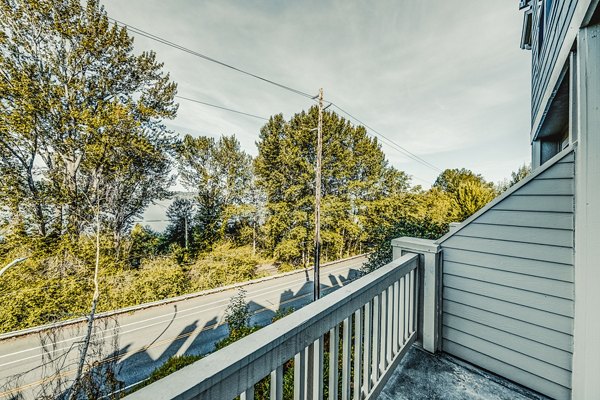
125 238 546 400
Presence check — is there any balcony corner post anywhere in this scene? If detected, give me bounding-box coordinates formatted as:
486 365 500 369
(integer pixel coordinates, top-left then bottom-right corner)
391 237 442 354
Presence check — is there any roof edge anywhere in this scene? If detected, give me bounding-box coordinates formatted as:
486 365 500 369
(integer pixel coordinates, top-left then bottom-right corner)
436 145 576 245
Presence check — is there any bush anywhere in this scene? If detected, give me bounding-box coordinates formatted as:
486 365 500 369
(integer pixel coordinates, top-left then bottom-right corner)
225 289 250 332
187 244 261 291
363 217 448 273
130 354 203 394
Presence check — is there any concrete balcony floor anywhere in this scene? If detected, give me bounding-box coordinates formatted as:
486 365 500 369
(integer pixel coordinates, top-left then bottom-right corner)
378 347 549 400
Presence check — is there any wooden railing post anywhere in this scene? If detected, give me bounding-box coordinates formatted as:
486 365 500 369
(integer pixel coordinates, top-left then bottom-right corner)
391 237 442 353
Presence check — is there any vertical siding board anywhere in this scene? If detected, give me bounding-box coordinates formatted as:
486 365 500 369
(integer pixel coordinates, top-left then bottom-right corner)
440 150 574 399
532 0 578 121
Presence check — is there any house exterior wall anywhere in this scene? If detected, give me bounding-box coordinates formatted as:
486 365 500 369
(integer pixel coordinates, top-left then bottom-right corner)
438 149 575 400
531 0 578 125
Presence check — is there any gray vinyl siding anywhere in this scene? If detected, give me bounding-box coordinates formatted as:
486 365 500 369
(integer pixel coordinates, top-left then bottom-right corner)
439 150 574 400
531 0 578 125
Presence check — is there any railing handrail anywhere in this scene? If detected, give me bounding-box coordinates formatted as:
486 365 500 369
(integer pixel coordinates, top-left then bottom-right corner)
126 253 418 400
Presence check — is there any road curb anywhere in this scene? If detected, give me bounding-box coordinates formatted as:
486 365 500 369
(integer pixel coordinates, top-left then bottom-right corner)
0 253 367 341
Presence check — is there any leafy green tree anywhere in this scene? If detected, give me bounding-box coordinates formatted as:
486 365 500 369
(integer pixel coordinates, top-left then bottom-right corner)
433 168 497 221
433 168 493 195
0 0 177 248
497 163 531 192
176 134 252 249
453 180 497 221
127 224 162 267
364 217 448 273
255 108 410 266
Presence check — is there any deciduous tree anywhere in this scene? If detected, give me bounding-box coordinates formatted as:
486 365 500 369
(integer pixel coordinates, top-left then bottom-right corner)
0 0 177 248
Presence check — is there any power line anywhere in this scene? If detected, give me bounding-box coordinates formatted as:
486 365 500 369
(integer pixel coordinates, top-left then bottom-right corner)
328 102 442 173
176 95 268 120
108 16 442 174
108 17 315 100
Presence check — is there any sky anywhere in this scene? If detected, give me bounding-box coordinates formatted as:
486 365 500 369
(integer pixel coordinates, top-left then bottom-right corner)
101 0 532 229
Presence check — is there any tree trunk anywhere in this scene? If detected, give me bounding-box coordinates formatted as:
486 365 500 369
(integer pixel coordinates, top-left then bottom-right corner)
68 201 101 400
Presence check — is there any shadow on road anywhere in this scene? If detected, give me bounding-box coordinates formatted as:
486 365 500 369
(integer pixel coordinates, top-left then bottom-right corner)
0 264 364 399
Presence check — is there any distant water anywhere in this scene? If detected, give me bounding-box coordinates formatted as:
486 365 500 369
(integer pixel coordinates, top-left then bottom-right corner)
138 191 196 232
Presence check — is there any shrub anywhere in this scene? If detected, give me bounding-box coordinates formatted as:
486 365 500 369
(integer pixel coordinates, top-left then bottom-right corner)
130 354 203 394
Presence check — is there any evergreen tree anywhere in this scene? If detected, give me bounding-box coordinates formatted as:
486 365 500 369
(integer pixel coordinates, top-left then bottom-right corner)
176 134 252 249
255 107 410 265
164 198 195 249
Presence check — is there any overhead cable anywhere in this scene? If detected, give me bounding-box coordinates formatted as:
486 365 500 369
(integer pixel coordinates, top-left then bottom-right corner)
108 17 315 99
176 95 268 120
108 16 441 175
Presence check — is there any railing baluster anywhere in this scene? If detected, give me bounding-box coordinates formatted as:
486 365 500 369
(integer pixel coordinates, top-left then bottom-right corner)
362 300 371 397
307 342 314 398
392 280 399 355
342 317 351 400
399 276 405 347
386 284 393 364
404 274 409 342
329 326 339 400
379 288 387 373
241 388 254 400
353 308 362 399
271 365 283 400
371 294 380 385
409 269 415 334
294 350 306 400
313 336 324 400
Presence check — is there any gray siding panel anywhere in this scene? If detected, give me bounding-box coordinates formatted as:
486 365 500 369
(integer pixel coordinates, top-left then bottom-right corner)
444 341 571 400
475 210 573 230
440 150 574 399
514 178 573 196
444 288 573 334
443 298 573 348
535 161 574 179
444 262 572 299
444 328 571 387
455 223 572 247
444 236 572 265
443 314 572 370
493 195 573 212
444 274 573 317
443 249 573 282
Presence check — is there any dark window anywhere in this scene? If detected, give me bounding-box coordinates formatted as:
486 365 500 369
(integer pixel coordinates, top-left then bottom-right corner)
522 10 533 50
545 0 553 26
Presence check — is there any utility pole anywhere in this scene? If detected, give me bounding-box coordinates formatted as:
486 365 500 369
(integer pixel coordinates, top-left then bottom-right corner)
314 88 323 301
184 216 189 250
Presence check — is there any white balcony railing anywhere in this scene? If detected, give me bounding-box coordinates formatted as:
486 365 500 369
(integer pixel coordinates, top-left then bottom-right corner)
126 253 420 400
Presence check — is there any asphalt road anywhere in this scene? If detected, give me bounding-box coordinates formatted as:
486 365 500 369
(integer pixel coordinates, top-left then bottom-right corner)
0 256 366 399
